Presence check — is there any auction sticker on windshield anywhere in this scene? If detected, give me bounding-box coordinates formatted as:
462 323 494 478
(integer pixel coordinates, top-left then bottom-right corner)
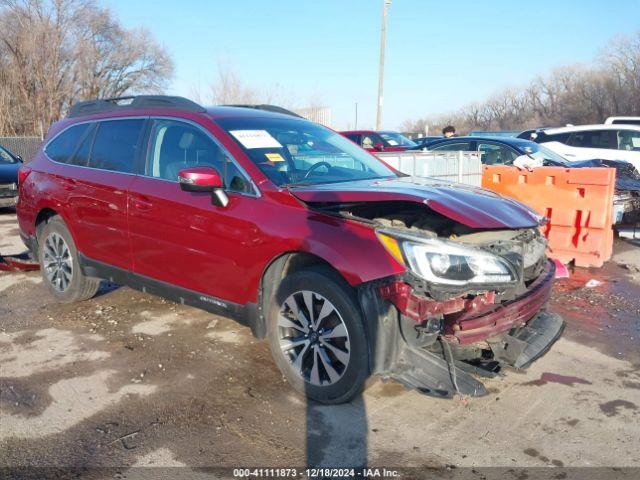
230 130 282 149
265 153 285 162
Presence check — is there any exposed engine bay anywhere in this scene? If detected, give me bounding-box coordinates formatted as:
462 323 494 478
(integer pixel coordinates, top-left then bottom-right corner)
316 199 563 397
320 200 548 297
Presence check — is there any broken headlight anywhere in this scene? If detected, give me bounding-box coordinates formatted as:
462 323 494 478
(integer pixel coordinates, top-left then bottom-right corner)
377 230 516 286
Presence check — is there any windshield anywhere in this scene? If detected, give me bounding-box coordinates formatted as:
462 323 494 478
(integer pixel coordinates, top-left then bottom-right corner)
0 147 17 164
521 143 568 164
216 117 398 187
379 132 417 147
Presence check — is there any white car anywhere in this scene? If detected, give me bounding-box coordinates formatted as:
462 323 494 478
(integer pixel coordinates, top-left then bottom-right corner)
520 124 640 172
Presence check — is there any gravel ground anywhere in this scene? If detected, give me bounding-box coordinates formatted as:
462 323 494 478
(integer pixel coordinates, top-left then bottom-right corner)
1 207 639 478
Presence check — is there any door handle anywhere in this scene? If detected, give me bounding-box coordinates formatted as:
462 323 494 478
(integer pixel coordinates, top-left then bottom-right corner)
133 195 153 211
61 178 77 191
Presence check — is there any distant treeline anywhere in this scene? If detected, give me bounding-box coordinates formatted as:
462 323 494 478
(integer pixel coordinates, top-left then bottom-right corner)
402 31 640 135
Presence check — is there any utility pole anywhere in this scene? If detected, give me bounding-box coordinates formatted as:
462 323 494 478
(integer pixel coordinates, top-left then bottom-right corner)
376 0 391 130
354 102 358 129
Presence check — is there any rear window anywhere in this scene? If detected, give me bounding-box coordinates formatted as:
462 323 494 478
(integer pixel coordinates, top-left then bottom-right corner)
568 130 616 149
45 123 90 163
69 125 96 167
89 120 145 173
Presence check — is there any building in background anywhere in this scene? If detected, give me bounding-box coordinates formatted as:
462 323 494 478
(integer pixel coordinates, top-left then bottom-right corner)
295 106 332 127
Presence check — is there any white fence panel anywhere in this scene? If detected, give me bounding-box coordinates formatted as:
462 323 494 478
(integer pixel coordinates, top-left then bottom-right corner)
376 151 483 186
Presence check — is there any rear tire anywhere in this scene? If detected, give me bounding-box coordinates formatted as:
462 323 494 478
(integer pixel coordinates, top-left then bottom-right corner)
37 216 100 303
267 267 369 404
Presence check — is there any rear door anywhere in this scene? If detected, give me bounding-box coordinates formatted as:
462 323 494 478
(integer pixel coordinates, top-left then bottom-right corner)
556 129 618 160
68 118 146 270
42 119 146 270
127 117 261 304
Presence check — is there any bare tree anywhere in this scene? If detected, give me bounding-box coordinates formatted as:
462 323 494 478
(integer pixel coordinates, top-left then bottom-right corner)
0 0 173 136
191 60 296 108
601 31 640 114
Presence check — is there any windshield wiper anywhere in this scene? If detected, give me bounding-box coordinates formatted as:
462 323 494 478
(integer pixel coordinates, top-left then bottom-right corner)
283 176 396 189
281 181 318 188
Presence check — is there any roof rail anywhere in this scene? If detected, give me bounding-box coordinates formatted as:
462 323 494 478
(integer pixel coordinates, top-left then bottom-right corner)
223 104 304 118
68 95 206 117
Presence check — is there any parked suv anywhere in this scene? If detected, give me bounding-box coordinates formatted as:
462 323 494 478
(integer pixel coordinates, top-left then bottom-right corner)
18 96 564 403
519 124 640 172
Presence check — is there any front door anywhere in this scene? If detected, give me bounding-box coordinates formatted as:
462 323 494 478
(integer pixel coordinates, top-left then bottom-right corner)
127 118 261 304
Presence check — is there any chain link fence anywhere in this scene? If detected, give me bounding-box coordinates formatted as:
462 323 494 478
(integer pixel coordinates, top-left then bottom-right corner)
0 136 43 162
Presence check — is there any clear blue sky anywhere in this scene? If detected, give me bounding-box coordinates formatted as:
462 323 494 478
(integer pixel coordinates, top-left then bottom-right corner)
106 0 640 130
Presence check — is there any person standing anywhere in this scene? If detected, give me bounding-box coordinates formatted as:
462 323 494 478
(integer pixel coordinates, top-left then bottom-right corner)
442 125 456 138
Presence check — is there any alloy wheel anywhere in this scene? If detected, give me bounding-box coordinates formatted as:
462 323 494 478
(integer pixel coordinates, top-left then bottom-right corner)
43 232 73 292
278 290 351 386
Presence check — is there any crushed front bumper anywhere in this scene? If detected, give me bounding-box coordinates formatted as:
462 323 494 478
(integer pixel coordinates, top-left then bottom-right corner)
378 309 565 398
486 310 565 369
361 261 565 398
448 261 556 344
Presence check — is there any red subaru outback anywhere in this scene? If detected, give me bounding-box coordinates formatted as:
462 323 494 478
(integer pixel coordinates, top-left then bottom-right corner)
17 96 564 403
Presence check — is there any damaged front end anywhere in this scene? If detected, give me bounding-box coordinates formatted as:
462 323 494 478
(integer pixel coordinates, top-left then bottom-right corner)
336 200 565 398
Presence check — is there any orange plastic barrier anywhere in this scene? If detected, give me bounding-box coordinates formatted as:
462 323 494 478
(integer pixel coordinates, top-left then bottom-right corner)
482 166 615 268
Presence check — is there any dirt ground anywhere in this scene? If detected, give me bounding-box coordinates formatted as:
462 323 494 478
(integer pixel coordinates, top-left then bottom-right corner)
1 207 639 478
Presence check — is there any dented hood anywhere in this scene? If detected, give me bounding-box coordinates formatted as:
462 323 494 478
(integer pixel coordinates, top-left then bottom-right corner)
290 177 541 229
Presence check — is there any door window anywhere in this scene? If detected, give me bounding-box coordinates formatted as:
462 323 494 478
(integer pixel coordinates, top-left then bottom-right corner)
45 123 91 163
90 120 145 173
68 124 96 167
536 132 571 144
567 130 617 149
147 119 253 194
616 130 640 151
429 141 471 152
344 133 360 144
477 143 519 165
361 133 383 149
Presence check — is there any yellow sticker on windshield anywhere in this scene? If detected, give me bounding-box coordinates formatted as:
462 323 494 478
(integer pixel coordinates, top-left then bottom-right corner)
265 153 285 162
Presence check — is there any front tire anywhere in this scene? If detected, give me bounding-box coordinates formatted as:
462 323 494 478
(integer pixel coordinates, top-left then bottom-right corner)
38 216 100 303
267 267 369 404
